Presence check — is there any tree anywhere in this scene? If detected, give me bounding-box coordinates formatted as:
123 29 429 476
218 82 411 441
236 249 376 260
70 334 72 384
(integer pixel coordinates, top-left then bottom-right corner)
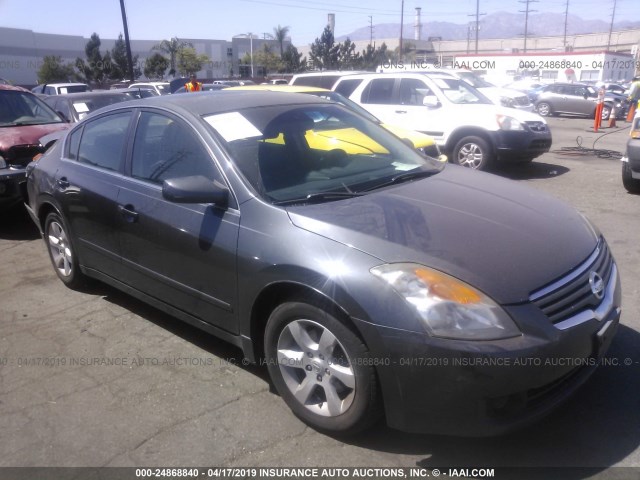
37 56 78 84
273 25 290 57
281 44 306 73
176 47 210 76
75 33 110 86
337 38 359 70
110 33 141 80
253 44 283 76
144 53 169 80
153 37 193 77
309 26 340 70
360 43 390 71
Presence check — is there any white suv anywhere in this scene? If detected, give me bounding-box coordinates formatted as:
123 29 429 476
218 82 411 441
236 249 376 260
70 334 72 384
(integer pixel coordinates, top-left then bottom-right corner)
333 72 552 170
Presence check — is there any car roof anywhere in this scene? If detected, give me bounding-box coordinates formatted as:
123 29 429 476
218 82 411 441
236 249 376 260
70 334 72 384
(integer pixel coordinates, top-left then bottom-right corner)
45 83 88 87
130 82 169 86
92 90 330 117
45 91 133 99
0 84 29 92
225 85 328 93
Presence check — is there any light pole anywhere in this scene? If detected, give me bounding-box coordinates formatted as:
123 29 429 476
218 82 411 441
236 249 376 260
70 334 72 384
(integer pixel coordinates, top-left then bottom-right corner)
248 32 254 78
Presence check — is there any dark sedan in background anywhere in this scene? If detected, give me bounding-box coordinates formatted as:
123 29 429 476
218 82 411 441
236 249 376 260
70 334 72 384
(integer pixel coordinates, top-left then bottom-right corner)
24 91 621 436
42 90 138 123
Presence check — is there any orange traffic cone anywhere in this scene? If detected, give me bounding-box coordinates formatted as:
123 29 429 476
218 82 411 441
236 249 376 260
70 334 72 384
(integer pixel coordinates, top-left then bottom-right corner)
594 103 603 132
608 107 617 128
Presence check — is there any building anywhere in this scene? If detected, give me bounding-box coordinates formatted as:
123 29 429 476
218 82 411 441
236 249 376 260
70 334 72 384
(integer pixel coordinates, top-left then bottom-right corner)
0 27 290 86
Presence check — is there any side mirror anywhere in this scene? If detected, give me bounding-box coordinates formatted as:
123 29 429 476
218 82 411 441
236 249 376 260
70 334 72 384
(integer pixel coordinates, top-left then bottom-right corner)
583 93 589 100
422 96 441 108
162 175 229 207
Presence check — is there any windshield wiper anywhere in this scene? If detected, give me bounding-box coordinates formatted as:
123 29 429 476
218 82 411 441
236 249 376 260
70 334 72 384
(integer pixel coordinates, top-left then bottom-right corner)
273 191 364 206
362 169 438 192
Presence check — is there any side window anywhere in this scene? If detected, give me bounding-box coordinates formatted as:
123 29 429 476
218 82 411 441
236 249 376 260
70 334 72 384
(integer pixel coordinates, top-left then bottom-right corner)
334 79 363 98
361 78 395 104
131 112 219 184
399 79 432 105
77 112 131 171
66 127 82 160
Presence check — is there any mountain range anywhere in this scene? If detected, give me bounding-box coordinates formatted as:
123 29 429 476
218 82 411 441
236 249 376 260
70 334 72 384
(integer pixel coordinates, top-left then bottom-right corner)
336 11 640 42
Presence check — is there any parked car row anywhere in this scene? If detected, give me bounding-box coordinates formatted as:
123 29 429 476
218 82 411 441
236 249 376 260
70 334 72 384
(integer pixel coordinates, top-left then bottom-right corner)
22 89 620 437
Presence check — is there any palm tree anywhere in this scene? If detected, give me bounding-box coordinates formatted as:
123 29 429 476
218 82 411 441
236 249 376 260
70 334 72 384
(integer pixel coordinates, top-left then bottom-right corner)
273 25 290 58
153 37 193 76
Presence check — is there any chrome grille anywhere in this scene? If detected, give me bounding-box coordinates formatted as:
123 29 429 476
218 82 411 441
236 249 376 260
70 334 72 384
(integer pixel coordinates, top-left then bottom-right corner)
530 238 613 325
515 95 531 106
525 121 547 133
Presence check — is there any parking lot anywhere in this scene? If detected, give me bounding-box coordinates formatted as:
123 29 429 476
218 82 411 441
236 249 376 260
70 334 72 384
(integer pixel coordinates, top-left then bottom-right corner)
0 116 639 476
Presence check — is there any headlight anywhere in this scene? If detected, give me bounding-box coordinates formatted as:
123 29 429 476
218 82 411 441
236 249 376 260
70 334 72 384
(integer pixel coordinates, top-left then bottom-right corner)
371 263 521 340
0 154 6 169
500 97 515 108
497 114 525 131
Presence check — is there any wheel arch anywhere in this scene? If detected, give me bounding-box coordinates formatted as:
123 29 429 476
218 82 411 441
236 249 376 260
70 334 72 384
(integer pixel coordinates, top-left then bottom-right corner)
444 127 495 156
245 280 362 364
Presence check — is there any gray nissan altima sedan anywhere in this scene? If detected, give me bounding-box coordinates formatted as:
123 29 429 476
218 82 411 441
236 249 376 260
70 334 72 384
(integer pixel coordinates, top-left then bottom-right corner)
24 91 621 436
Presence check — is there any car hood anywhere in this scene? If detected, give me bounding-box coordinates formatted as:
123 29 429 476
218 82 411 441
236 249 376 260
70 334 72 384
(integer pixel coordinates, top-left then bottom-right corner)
0 123 69 151
287 166 598 305
480 86 530 101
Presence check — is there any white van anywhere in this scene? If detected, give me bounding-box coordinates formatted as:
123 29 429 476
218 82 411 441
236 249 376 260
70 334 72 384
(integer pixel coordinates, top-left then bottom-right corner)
333 72 551 170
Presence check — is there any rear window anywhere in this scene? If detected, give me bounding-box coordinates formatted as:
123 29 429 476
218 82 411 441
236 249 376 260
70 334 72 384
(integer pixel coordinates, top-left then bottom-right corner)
292 75 342 89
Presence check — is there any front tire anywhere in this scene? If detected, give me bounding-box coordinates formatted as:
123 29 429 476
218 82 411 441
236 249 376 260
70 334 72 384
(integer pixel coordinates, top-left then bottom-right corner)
536 102 552 117
622 162 640 194
264 302 381 435
44 212 86 289
452 136 493 170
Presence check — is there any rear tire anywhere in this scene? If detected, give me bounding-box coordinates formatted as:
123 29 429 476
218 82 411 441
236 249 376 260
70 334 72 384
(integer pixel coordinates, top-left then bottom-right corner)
622 162 640 194
44 212 86 289
264 302 381 435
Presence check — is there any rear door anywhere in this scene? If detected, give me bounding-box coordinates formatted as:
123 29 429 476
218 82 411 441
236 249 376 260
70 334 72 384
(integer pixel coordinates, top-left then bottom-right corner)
116 109 240 332
54 110 134 277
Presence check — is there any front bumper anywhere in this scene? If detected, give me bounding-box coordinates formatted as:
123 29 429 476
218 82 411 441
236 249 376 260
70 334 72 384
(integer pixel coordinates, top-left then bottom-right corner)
0 167 27 210
353 263 621 436
491 125 552 162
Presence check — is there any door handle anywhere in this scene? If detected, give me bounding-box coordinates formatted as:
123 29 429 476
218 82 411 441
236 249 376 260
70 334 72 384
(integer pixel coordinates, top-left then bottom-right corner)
118 204 139 223
395 110 408 114
57 177 70 189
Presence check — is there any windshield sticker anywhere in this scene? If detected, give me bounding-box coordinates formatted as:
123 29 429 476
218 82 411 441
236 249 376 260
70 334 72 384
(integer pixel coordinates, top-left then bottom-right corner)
73 102 89 113
392 162 416 171
59 87 68 94
204 112 263 142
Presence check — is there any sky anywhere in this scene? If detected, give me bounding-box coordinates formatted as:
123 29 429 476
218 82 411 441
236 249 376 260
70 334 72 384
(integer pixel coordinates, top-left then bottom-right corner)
0 0 638 46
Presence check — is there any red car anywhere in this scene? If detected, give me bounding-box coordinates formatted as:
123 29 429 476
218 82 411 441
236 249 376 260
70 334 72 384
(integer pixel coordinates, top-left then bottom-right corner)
0 84 69 210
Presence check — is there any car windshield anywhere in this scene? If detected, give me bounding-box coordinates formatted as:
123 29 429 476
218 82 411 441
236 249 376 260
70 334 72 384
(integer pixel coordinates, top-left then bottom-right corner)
0 90 64 127
71 94 134 119
203 104 444 204
456 71 494 88
428 76 492 105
